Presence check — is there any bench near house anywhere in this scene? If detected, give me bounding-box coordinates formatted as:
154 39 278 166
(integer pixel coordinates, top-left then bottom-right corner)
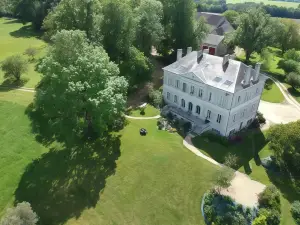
162 47 267 136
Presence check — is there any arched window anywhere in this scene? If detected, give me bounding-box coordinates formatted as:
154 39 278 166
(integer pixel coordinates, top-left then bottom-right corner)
188 102 193 111
181 99 185 108
196 106 201 114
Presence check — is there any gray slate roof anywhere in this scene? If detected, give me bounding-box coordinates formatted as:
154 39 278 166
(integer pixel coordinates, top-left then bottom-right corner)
163 51 266 93
197 12 234 35
203 34 224 46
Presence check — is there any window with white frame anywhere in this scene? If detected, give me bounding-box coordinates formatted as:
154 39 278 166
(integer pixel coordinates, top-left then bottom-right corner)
167 92 170 100
198 89 203 98
217 114 222 123
233 114 236 122
182 83 187 92
190 86 195 95
251 104 256 111
207 110 211 119
176 80 180 88
238 96 241 103
209 92 212 101
174 95 178 103
188 102 193 111
168 78 172 86
256 88 259 94
196 105 201 115
181 99 185 108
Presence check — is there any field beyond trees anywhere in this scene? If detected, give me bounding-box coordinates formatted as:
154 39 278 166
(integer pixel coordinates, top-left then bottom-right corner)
227 0 300 8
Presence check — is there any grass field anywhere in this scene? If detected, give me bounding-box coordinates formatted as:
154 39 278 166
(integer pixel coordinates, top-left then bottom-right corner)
128 105 160 117
192 131 298 225
227 0 300 8
0 90 219 225
0 18 46 88
262 79 285 103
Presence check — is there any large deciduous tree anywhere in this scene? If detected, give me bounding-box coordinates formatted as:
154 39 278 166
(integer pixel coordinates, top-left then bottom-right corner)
34 30 128 143
159 0 209 58
135 0 164 56
43 0 102 40
275 19 300 55
14 0 60 30
227 8 275 63
267 120 300 175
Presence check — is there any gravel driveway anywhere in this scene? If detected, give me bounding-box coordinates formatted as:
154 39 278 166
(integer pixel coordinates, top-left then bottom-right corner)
259 100 300 126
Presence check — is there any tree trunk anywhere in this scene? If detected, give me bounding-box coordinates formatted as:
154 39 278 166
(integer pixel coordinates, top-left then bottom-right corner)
245 50 251 64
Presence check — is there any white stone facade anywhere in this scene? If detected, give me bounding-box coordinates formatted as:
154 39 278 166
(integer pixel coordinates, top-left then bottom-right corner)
162 49 267 136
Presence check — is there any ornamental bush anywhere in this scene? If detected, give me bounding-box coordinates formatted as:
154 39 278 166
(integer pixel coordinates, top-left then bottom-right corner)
258 185 281 213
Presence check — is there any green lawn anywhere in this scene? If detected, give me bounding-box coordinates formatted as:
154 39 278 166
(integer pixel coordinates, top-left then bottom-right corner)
236 49 285 103
192 130 298 225
128 105 160 117
262 79 285 103
227 0 300 8
0 18 46 88
0 90 218 225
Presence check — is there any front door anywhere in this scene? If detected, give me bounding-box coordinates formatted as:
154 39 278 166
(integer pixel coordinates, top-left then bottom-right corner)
209 47 216 55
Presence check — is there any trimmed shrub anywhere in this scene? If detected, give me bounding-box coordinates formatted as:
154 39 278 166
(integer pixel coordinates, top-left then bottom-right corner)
257 112 266 124
224 153 239 169
291 201 300 225
258 185 281 213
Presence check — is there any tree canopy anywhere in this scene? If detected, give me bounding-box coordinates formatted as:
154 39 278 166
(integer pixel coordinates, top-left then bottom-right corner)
274 19 300 54
34 30 128 144
159 0 209 58
267 121 300 175
226 8 276 63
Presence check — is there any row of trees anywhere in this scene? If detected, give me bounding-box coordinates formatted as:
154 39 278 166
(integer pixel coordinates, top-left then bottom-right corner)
224 8 300 63
196 1 300 20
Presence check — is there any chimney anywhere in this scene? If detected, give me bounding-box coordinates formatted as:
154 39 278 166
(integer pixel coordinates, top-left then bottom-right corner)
197 50 203 63
203 49 209 54
223 54 230 65
253 63 261 83
187 47 192 55
243 66 252 87
177 49 183 61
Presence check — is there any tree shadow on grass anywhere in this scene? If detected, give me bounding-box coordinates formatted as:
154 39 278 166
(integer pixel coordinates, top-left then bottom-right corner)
3 18 24 24
0 77 29 89
192 128 267 172
14 135 121 225
20 102 123 224
10 25 42 39
288 87 300 99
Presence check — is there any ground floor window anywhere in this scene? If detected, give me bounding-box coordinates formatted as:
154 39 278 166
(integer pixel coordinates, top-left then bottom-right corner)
167 92 170 100
174 95 178 103
181 99 185 108
229 129 235 136
247 119 252 126
196 105 201 115
239 122 243 130
217 114 222 123
207 110 211 119
188 102 193 111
